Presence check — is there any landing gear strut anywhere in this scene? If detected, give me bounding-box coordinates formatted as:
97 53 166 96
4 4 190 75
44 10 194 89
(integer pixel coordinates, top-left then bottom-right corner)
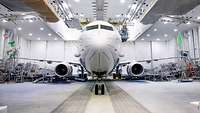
94 83 105 95
95 84 98 95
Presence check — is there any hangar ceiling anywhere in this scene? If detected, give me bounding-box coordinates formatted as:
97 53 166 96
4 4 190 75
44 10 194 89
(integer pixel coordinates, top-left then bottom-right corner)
0 3 61 41
141 0 200 24
67 0 130 22
0 0 32 11
0 0 200 41
138 5 200 41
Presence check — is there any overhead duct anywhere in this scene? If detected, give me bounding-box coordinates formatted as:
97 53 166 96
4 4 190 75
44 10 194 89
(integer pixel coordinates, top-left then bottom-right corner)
22 0 59 22
92 0 108 20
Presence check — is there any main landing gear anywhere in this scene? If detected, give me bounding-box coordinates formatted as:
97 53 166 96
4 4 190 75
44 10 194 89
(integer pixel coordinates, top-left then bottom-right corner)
94 83 105 95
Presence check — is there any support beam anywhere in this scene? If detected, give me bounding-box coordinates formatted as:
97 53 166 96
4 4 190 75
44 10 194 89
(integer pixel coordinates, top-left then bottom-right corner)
93 0 107 20
22 0 59 22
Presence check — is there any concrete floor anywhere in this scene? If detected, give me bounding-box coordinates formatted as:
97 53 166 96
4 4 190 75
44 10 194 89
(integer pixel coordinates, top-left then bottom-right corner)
0 82 83 113
115 80 200 113
85 89 115 113
0 81 200 113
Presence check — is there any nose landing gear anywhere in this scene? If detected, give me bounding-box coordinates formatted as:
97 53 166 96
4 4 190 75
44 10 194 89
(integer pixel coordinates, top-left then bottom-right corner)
94 83 105 95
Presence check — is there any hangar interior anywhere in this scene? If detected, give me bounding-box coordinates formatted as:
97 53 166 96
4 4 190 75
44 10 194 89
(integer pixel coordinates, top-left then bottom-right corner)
0 0 200 113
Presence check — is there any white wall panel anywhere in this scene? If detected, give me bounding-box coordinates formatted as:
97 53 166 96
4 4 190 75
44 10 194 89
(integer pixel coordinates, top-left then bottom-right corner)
18 38 177 69
152 39 176 67
30 41 46 59
121 41 151 69
64 41 79 62
121 41 151 61
46 41 64 61
121 39 177 68
0 28 4 59
188 30 195 58
193 28 199 58
168 38 177 58
134 41 151 61
19 38 30 58
152 40 176 59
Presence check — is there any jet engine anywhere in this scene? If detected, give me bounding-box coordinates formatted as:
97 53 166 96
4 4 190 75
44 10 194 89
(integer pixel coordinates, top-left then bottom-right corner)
55 63 73 77
127 63 144 76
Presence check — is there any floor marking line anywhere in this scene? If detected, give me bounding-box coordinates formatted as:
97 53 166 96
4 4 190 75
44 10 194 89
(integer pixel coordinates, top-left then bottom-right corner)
51 82 93 113
106 82 152 113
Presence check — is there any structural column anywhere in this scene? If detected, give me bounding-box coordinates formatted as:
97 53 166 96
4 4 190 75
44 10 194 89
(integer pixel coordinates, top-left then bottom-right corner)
150 41 154 71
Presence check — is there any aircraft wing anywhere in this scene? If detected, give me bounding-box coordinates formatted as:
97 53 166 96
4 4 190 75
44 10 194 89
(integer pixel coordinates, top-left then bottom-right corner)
118 56 182 66
69 62 82 67
18 57 62 64
137 57 183 63
117 62 131 67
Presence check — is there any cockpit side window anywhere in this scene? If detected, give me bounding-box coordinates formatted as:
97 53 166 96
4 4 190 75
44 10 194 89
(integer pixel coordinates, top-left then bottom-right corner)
100 25 113 31
86 25 99 31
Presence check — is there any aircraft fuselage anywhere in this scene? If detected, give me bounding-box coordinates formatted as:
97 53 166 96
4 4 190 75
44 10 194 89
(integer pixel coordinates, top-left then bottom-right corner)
79 21 121 77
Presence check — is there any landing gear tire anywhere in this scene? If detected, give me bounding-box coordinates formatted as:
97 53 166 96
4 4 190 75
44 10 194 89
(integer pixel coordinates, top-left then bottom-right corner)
95 84 98 95
118 74 122 80
113 74 116 80
101 84 105 95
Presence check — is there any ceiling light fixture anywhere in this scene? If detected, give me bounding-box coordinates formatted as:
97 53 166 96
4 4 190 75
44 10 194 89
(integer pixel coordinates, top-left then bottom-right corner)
156 38 160 41
28 33 33 36
174 29 178 32
164 34 168 37
54 38 58 40
74 0 80 2
120 0 126 4
153 28 157 32
146 34 150 37
197 16 200 20
17 27 22 31
48 33 52 36
141 38 145 40
40 27 44 31
37 37 40 40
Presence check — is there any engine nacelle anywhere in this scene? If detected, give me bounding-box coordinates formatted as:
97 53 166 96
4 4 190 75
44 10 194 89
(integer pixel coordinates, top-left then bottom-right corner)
55 63 73 77
127 63 144 76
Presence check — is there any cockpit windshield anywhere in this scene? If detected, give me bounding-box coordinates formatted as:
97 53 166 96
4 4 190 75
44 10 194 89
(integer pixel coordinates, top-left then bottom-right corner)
100 25 113 31
86 25 98 31
85 24 114 31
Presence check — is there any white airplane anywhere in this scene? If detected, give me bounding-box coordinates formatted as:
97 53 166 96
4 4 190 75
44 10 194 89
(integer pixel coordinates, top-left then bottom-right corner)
54 21 144 95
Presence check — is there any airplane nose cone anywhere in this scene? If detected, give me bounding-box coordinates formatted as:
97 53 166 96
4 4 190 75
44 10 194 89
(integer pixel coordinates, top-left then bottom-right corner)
91 36 107 47
89 49 111 73
91 35 112 47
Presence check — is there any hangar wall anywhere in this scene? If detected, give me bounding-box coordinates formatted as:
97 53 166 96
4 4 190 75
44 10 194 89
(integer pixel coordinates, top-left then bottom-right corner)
0 28 4 59
183 26 200 59
18 38 79 68
14 25 200 71
19 39 79 61
2 26 199 70
121 38 177 68
18 37 177 69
